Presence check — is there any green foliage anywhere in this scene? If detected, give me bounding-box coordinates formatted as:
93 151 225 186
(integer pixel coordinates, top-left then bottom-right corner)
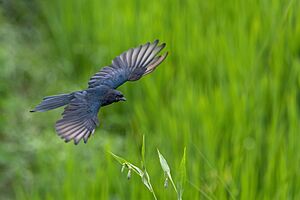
109 151 156 198
109 136 158 199
157 148 187 200
110 136 186 200
157 149 178 195
1 0 300 199
178 147 186 199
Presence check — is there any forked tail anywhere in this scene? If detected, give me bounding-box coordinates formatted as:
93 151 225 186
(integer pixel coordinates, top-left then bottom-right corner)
30 93 74 112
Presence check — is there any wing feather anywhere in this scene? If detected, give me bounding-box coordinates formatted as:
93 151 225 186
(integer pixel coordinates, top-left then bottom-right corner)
88 40 168 89
131 45 142 70
134 43 150 69
55 91 100 145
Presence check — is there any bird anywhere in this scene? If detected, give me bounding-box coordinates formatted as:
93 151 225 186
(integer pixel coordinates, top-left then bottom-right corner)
30 40 168 145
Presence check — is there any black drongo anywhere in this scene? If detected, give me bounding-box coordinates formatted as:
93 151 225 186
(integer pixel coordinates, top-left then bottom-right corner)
30 40 168 144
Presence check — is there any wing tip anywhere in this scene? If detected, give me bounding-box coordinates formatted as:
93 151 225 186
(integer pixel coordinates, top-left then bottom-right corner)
153 39 159 43
152 39 166 49
143 51 168 75
144 42 151 48
163 51 169 57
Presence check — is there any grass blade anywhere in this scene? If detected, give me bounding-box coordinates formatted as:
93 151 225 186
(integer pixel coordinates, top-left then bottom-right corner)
157 149 178 195
178 147 186 200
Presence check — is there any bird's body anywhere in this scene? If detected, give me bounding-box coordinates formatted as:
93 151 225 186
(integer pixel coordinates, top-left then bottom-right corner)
31 40 168 144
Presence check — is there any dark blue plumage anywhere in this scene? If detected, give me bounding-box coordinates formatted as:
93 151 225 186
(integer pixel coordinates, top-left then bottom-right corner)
30 40 168 144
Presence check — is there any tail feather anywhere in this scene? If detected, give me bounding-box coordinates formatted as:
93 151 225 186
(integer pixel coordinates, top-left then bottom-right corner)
30 93 73 112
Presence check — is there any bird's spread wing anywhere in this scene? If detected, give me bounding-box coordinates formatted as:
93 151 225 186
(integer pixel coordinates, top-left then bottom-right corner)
88 40 168 89
55 91 100 145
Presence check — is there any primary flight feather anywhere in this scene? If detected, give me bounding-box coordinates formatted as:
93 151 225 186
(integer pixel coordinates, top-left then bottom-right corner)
30 40 168 144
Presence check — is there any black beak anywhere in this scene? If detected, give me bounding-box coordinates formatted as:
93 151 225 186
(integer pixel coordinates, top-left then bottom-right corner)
120 97 126 101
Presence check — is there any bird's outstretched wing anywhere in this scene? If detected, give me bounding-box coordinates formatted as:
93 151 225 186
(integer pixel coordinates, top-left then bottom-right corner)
55 91 100 145
88 40 168 89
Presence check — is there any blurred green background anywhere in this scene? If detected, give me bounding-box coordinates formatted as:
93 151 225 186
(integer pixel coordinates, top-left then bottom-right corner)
1 0 300 199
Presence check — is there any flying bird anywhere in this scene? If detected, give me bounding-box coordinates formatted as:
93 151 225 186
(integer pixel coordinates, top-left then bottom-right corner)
30 40 168 144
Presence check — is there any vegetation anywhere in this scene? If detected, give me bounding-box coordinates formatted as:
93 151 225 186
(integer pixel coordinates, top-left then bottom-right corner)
0 0 300 199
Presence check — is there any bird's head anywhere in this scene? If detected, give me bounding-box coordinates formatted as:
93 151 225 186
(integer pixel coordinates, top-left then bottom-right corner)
105 89 126 102
101 89 126 106
113 90 126 102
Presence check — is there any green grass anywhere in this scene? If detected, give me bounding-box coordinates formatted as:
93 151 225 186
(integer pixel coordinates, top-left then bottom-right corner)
1 0 300 199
